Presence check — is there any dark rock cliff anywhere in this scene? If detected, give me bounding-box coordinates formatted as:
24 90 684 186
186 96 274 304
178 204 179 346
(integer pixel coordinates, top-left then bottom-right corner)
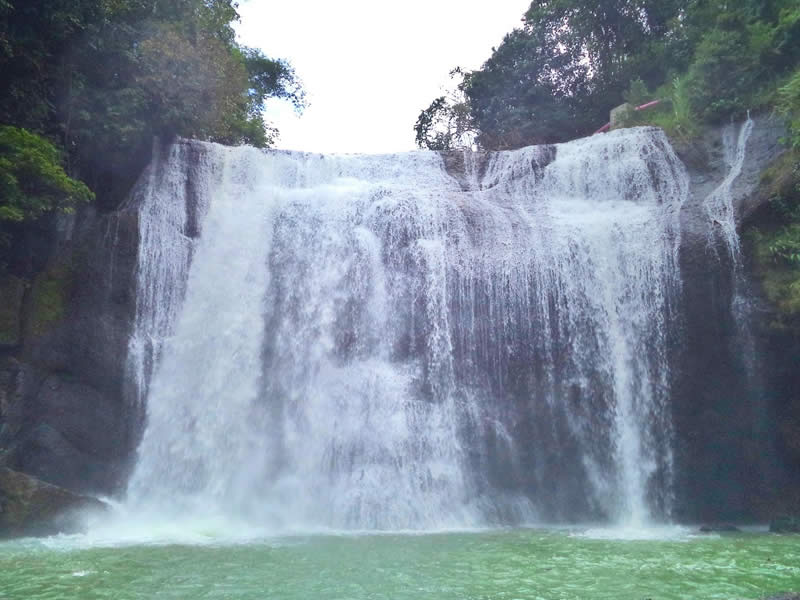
0 139 213 502
0 200 140 496
671 114 795 522
0 130 153 499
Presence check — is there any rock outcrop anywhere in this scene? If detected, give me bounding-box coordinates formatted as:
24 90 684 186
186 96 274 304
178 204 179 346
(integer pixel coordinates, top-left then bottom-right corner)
0 467 107 538
0 139 212 506
0 165 144 498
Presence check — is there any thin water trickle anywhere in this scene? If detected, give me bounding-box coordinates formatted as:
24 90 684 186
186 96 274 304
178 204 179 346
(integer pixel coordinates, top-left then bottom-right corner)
705 115 754 263
125 127 688 530
703 116 759 380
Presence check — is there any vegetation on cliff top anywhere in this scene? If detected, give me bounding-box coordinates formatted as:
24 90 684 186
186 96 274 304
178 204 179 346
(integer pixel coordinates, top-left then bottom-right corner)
0 0 305 302
0 0 303 225
415 0 800 150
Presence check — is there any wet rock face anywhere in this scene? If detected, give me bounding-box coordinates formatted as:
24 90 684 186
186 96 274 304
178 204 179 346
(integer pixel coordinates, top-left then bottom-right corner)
0 164 145 498
0 140 215 500
671 114 789 522
0 138 221 504
0 467 108 538
0 361 130 493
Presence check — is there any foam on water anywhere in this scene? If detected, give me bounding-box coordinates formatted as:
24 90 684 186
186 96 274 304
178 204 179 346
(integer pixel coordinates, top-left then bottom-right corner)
122 127 688 533
574 524 695 541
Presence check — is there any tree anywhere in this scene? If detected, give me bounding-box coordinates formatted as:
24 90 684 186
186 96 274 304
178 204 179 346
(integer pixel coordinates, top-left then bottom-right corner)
0 0 305 205
414 71 476 151
416 0 800 150
461 27 591 148
0 126 92 223
420 0 686 150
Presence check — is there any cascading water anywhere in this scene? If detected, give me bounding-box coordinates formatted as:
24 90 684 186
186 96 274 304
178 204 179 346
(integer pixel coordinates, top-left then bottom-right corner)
704 114 754 263
125 142 219 410
124 126 688 530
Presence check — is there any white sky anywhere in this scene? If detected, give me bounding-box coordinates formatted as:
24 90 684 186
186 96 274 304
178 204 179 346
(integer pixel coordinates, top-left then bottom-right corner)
235 0 530 154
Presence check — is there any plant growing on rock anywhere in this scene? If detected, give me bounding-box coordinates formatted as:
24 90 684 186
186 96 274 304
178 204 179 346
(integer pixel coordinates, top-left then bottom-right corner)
0 126 93 223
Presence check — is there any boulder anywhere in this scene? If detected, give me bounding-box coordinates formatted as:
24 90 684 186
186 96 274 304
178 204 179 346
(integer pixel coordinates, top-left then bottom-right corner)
3 423 127 494
0 467 108 538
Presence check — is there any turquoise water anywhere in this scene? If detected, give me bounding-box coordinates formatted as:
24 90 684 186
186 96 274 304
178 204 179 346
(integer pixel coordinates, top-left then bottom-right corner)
0 528 798 599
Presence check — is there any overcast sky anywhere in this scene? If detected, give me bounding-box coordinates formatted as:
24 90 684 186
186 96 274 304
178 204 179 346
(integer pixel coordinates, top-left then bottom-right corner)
235 0 530 154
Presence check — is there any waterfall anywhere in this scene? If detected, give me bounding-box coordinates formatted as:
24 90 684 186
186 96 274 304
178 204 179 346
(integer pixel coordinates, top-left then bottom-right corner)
125 142 217 410
125 127 688 530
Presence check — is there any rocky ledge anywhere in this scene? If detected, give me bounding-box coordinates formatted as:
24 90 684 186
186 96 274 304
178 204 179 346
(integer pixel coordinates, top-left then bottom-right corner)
0 467 108 538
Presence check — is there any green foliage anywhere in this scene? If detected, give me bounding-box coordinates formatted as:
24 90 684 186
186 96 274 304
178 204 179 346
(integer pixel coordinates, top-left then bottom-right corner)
0 0 304 206
414 78 475 151
461 26 589 148
685 25 762 123
747 151 800 332
777 69 800 148
415 97 454 151
623 79 651 108
771 4 800 69
618 75 699 141
0 274 24 345
0 126 93 222
668 75 699 139
135 24 250 140
417 0 800 151
28 264 72 337
766 228 800 265
752 225 800 328
428 0 688 149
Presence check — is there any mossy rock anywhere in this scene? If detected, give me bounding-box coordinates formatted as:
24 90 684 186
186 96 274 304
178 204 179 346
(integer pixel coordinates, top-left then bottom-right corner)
28 263 73 338
759 152 800 199
745 150 800 332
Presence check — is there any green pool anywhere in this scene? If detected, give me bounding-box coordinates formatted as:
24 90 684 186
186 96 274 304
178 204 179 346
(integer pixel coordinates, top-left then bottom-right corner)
0 527 797 599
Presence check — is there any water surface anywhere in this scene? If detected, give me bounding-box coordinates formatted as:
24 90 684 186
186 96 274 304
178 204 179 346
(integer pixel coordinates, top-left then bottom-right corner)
0 528 797 599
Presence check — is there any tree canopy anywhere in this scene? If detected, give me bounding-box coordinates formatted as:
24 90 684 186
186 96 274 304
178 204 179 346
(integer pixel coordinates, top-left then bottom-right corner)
415 0 800 150
0 0 304 215
0 125 92 223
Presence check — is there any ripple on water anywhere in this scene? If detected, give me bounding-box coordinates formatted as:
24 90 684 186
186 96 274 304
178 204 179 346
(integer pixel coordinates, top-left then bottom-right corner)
0 528 798 600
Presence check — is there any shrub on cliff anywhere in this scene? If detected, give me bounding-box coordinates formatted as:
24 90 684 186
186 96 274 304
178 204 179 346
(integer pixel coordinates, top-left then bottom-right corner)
778 69 800 148
0 126 92 223
748 153 800 332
